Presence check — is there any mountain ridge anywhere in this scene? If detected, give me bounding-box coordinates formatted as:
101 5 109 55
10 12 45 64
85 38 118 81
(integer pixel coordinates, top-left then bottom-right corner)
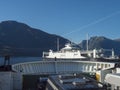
0 20 69 56
0 20 120 56
79 36 120 55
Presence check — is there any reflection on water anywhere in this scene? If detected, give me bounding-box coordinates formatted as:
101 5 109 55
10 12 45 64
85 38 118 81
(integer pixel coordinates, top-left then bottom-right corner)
0 57 41 65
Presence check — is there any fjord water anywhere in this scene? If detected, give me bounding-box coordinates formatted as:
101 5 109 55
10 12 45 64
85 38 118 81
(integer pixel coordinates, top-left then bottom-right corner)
0 57 41 66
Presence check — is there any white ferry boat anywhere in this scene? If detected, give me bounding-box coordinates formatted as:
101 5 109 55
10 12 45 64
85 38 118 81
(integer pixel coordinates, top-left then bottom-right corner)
42 43 87 60
42 43 119 61
42 43 96 60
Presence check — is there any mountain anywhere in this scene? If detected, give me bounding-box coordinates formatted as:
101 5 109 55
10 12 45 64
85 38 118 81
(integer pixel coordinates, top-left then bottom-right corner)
0 21 69 56
114 38 120 42
1 21 120 57
79 36 120 55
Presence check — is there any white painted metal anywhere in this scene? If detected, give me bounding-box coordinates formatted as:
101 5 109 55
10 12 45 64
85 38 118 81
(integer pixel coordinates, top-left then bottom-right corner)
116 68 120 73
105 73 120 86
12 60 115 75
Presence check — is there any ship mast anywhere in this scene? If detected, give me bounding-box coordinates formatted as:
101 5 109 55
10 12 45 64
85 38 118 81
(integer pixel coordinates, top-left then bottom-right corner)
57 38 59 51
86 34 89 51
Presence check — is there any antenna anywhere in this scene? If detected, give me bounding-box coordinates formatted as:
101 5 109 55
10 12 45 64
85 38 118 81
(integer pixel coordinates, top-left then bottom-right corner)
57 38 59 51
86 34 89 51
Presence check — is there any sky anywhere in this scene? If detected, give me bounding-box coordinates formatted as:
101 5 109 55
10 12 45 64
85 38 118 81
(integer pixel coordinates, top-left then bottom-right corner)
0 0 120 43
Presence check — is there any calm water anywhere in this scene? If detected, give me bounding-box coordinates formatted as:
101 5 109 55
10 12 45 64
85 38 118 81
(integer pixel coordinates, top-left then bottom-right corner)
0 57 42 66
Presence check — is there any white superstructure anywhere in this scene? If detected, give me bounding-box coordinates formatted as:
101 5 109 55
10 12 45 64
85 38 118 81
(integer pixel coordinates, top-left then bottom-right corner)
43 43 86 59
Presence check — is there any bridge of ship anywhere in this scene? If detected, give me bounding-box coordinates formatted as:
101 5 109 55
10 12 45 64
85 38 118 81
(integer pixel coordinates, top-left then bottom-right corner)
12 60 115 75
